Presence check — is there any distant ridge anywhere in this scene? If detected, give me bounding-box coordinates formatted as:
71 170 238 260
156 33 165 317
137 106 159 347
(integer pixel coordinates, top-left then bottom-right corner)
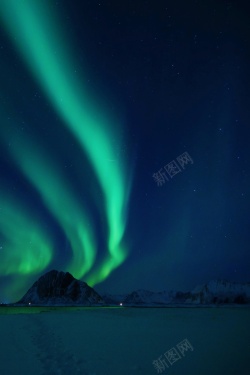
103 280 250 306
186 279 250 305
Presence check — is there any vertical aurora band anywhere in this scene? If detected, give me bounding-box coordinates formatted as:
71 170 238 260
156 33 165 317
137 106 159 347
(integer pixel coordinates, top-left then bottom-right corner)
0 125 96 280
0 192 53 276
0 0 132 284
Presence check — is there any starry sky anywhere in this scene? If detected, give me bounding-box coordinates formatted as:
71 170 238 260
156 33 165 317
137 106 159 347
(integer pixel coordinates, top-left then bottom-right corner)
0 0 249 302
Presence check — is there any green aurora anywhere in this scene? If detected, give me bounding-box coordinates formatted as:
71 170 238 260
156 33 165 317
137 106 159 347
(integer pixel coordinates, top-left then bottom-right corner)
0 191 53 276
0 0 132 300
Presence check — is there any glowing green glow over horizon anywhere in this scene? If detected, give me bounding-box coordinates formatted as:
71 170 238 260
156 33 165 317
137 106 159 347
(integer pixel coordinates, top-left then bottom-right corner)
0 193 53 276
0 0 132 285
6 131 96 280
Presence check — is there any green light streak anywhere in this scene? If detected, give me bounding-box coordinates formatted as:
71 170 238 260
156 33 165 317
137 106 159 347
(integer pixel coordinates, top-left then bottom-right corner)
0 193 53 276
0 0 132 284
5 130 96 280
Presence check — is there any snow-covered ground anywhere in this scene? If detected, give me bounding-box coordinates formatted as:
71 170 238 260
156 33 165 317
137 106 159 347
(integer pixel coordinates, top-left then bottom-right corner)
0 306 249 375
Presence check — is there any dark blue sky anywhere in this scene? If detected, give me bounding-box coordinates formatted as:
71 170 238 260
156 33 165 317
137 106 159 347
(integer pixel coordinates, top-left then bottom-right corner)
0 0 249 301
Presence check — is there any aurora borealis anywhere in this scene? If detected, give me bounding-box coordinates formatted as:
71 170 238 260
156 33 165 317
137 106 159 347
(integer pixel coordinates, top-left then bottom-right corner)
0 0 133 300
0 0 132 283
0 0 250 302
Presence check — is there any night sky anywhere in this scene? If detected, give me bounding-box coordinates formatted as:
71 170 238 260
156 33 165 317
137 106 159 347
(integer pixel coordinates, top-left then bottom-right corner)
0 0 249 302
